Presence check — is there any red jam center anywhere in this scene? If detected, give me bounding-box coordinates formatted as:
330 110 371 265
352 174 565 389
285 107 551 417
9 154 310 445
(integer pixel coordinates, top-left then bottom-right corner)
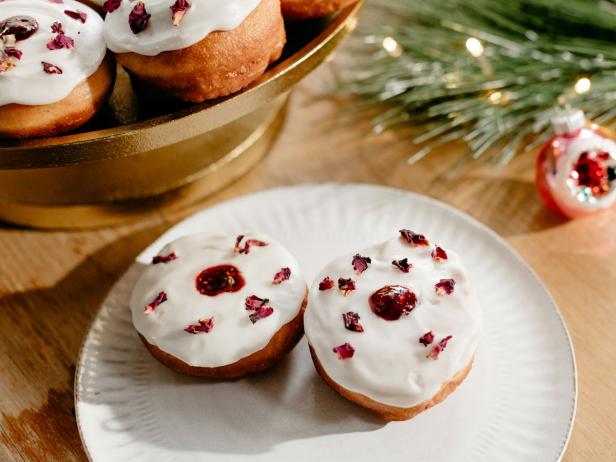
369 285 417 321
195 265 245 296
0 16 39 41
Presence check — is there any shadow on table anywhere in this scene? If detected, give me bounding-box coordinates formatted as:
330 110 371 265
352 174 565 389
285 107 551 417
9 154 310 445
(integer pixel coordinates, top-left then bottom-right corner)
0 221 169 461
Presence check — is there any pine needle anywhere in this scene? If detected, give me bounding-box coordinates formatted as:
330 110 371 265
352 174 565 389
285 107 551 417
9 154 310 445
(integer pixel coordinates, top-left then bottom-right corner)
337 0 616 166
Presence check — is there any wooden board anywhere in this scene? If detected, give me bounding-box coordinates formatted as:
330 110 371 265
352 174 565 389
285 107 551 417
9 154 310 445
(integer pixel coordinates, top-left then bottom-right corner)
0 61 614 462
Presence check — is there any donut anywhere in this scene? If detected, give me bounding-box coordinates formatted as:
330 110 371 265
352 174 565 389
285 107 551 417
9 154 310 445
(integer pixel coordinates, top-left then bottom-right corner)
304 230 482 421
0 0 114 139
130 232 308 378
104 0 286 103
281 0 358 20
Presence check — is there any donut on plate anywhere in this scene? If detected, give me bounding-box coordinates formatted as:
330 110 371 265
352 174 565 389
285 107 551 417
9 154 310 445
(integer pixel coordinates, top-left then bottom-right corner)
304 230 482 421
103 0 286 103
0 0 114 139
130 232 307 378
281 0 358 20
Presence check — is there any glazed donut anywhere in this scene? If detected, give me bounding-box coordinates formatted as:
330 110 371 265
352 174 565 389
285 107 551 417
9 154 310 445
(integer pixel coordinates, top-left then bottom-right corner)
104 0 286 102
304 230 482 421
0 0 114 139
281 0 358 20
130 232 308 378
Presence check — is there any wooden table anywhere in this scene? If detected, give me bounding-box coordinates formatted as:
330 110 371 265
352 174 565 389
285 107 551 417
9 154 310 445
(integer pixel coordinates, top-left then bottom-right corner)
0 61 614 462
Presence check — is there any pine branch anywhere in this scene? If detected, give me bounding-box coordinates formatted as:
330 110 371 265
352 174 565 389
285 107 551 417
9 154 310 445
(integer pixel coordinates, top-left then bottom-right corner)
338 0 616 166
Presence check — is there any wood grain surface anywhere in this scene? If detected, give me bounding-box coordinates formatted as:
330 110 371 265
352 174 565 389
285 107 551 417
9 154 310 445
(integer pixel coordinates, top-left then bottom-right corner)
1 56 615 462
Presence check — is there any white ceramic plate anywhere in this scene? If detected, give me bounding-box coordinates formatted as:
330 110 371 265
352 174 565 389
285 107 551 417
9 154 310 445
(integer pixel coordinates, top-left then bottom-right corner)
75 184 577 462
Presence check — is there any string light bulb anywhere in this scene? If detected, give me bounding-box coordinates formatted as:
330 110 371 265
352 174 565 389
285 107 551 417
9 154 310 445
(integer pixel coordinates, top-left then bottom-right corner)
382 36 402 58
465 38 484 57
574 77 591 94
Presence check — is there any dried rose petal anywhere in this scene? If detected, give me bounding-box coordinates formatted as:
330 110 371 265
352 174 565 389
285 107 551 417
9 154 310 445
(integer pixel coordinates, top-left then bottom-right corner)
432 246 448 262
333 343 355 360
152 252 177 264
392 258 412 273
352 254 371 274
0 16 39 41
51 22 64 34
427 335 453 360
234 234 245 250
435 278 455 296
46 33 74 50
338 278 356 295
245 295 274 323
185 317 215 334
419 331 435 347
245 295 270 310
243 240 268 253
319 276 334 290
399 229 430 247
170 0 191 27
273 267 291 284
4 47 21 60
234 235 268 254
42 61 62 74
249 307 274 324
103 0 122 13
342 312 364 332
369 285 417 320
144 291 167 313
128 2 151 34
64 10 87 23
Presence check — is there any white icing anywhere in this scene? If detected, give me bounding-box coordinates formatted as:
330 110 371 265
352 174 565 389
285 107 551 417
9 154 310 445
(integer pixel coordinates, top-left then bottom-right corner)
104 0 261 56
549 128 616 213
0 0 106 106
130 232 306 368
304 235 482 409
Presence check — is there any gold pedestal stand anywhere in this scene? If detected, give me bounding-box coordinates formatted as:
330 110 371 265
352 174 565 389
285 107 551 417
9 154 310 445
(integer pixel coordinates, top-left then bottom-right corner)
0 2 362 229
0 95 288 228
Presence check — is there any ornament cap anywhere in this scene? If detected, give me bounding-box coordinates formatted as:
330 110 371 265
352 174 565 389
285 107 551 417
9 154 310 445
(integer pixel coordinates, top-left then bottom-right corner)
551 109 586 135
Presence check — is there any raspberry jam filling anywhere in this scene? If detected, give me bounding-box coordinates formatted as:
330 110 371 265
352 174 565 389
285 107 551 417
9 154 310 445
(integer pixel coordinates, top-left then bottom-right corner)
195 265 245 296
0 16 39 41
369 285 417 321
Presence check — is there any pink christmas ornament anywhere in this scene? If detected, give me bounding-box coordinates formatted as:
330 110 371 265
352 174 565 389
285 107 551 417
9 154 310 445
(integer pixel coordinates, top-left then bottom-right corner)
536 109 616 218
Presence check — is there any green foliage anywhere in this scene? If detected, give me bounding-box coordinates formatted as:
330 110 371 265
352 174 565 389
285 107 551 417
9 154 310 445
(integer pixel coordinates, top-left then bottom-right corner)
340 0 616 166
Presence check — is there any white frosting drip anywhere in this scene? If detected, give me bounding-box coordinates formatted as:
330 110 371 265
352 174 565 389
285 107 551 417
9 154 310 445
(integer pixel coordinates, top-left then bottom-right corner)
550 129 616 213
304 235 482 408
104 0 261 56
130 233 307 368
0 0 106 106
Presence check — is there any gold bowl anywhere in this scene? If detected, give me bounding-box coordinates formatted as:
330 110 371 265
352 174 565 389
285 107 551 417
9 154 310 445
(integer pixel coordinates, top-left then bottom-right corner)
0 2 362 229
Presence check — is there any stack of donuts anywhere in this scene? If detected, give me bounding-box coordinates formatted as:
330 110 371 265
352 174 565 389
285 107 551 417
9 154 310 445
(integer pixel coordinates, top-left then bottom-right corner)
0 0 358 139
